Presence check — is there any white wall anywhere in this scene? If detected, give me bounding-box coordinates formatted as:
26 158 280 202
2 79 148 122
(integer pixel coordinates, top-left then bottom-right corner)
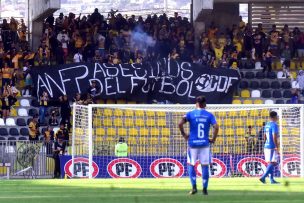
30 0 60 21
193 0 214 21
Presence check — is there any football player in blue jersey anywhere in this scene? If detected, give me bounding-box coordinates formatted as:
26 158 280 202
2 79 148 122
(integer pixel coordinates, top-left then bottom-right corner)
179 96 219 195
259 111 280 184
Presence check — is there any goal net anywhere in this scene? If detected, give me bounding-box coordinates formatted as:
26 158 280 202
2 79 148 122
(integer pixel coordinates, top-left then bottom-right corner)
71 104 304 179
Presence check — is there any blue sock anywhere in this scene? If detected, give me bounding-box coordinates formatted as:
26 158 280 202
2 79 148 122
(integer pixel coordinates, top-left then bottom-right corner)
261 163 274 180
188 165 196 187
202 165 209 189
269 165 275 181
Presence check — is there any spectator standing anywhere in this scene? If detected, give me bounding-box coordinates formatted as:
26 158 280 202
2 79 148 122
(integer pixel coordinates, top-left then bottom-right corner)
257 122 266 154
1 62 12 89
44 126 54 155
115 137 128 157
49 111 59 126
87 81 100 102
39 91 49 125
245 126 255 154
57 30 70 63
59 95 71 124
73 49 83 63
22 62 33 96
291 89 299 104
297 70 304 96
56 123 69 145
29 115 39 141
52 133 66 178
1 87 15 122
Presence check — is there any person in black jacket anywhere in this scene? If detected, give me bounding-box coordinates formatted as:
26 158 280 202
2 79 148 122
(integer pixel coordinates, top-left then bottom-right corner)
59 95 71 124
53 133 66 178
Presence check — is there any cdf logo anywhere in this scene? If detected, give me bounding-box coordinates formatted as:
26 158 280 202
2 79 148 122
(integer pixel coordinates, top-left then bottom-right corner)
150 158 184 178
282 157 300 177
237 157 267 177
194 158 227 178
64 157 99 178
107 158 142 178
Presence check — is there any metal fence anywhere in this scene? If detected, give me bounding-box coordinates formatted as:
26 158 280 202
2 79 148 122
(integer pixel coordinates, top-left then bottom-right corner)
0 141 55 178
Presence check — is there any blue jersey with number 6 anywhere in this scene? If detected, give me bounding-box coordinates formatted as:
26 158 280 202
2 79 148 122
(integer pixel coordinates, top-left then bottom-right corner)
185 109 216 148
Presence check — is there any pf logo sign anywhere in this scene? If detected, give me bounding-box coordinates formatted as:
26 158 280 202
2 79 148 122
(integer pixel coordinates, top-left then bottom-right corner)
194 158 227 178
237 157 267 177
64 157 99 178
150 158 184 178
107 158 142 178
282 157 300 177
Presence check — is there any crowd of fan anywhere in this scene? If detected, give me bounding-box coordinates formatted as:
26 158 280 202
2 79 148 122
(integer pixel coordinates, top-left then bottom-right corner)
1 9 304 135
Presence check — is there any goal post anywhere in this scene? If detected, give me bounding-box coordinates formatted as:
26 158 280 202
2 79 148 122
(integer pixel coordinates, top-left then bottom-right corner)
71 104 304 179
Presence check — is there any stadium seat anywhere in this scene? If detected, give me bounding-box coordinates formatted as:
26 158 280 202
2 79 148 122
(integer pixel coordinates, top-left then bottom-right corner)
282 128 289 135
244 72 255 79
146 111 155 117
135 110 145 117
217 111 227 117
275 61 282 70
93 119 99 127
150 128 160 136
239 110 248 117
241 89 250 98
290 128 300 136
10 108 17 117
31 99 39 107
124 118 134 127
260 109 269 117
256 119 264 127
246 119 254 126
96 128 105 136
113 118 123 127
20 99 30 107
217 119 222 126
283 90 292 98
75 128 83 136
160 137 169 144
260 81 270 89
290 71 297 79
251 90 261 98
150 137 159 144
103 119 112 127
107 128 116 136
18 137 28 141
234 118 244 126
8 137 16 141
253 99 263 104
239 81 249 89
103 109 113 117
224 119 233 127
232 99 242 104
228 111 238 117
261 90 272 98
28 108 38 117
270 81 280 89
276 100 285 104
236 128 245 136
281 81 291 89
114 109 123 117
0 119 5 126
139 137 148 144
249 110 259 116
106 99 115 104
0 128 9 136
290 61 296 70
0 137 6 141
292 81 300 88
264 99 274 104
243 99 253 104
9 128 19 136
255 72 265 79
156 111 166 117
267 72 276 79
129 128 138 136
118 128 127 136
225 128 234 136
127 137 137 144
13 100 20 107
281 119 287 126
249 81 259 89
6 118 16 126
272 90 282 98
146 119 155 127
117 99 126 104
125 109 134 117
161 128 170 137
157 119 167 127
135 119 145 126
139 128 149 136
18 108 28 117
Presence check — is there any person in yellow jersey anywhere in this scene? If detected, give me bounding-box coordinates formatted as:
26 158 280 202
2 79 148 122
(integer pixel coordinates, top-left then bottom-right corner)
115 137 128 157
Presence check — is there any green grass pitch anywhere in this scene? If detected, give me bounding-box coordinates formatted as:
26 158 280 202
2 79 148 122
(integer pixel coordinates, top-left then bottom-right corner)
0 178 303 203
